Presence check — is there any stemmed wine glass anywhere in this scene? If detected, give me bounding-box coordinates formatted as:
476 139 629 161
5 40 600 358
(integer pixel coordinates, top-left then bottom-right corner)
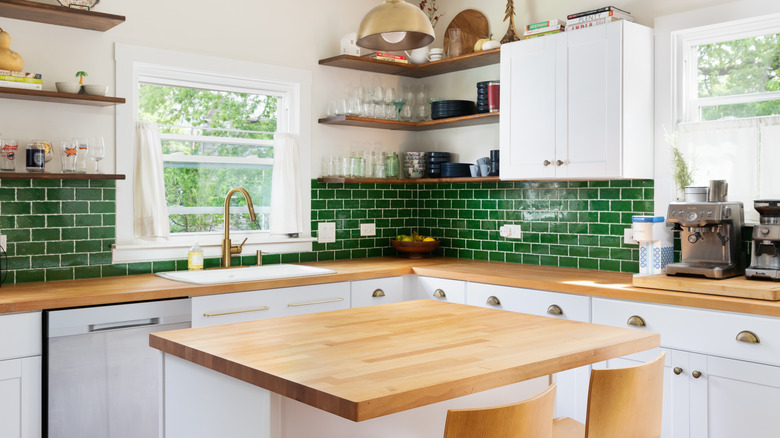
392 86 408 121
89 137 106 173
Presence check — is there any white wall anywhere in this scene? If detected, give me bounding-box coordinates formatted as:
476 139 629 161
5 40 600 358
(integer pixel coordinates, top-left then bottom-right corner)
0 0 744 178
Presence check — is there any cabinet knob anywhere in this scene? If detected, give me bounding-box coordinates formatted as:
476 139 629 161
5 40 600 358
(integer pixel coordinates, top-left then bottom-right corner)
433 289 446 298
627 315 647 328
372 289 385 298
547 304 563 316
673 367 683 375
692 370 702 379
543 160 552 166
555 160 564 166
736 330 760 344
486 296 501 306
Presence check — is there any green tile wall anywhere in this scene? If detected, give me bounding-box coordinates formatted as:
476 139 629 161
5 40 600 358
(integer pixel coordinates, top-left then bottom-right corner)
0 178 653 285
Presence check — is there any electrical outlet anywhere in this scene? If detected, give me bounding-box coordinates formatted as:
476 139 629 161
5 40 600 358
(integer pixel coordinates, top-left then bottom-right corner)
624 228 638 245
0 233 5 249
360 223 376 236
499 225 523 239
318 222 336 243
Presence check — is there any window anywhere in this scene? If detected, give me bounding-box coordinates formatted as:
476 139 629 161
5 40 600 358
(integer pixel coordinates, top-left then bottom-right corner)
114 44 313 263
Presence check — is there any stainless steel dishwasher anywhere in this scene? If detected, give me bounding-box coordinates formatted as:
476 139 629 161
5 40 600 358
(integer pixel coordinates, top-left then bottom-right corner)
45 298 191 438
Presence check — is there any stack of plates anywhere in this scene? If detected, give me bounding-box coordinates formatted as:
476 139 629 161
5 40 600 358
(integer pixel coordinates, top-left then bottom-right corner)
431 100 477 120
440 162 472 178
476 80 499 114
427 152 451 178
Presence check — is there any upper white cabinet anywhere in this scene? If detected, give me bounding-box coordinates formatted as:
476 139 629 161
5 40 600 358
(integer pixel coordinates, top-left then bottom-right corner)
500 21 653 180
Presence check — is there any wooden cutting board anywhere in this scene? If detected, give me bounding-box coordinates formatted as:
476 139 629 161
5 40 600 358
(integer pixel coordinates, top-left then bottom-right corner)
633 274 780 301
443 9 489 57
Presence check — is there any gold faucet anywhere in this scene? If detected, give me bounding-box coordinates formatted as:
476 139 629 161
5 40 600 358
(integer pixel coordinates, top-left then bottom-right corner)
221 187 256 268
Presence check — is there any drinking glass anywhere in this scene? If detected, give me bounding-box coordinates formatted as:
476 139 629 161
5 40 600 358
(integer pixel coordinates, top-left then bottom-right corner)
372 82 384 119
60 140 78 173
0 139 18 171
384 87 395 120
89 137 106 173
346 86 362 116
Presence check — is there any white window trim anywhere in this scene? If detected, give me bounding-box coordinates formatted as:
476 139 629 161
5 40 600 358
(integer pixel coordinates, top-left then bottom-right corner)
113 43 313 263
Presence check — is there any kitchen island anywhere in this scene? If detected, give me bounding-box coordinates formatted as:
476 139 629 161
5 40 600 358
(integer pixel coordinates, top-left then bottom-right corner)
150 299 659 437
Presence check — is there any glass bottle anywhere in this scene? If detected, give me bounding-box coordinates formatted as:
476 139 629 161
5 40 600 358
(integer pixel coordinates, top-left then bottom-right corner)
385 152 399 178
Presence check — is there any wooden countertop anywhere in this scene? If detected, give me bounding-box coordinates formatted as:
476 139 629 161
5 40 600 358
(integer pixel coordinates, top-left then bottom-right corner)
149 299 660 421
3 257 780 317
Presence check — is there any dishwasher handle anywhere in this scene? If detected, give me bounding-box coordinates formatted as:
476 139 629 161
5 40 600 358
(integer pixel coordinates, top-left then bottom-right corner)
89 317 161 332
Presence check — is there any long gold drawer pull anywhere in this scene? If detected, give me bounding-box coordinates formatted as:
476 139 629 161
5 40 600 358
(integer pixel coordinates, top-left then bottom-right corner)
203 306 269 317
433 289 446 298
288 297 344 307
372 289 386 298
692 370 702 379
627 315 647 328
486 296 501 306
547 304 563 316
736 330 760 344
673 367 683 375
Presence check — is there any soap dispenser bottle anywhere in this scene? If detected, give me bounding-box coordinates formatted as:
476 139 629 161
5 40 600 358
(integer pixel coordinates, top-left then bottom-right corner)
188 241 204 271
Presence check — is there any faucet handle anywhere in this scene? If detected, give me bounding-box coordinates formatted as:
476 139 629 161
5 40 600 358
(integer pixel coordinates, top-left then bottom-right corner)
230 237 249 255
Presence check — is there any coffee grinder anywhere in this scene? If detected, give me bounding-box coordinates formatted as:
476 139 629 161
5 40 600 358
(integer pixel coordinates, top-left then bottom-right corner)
666 180 746 279
746 200 780 280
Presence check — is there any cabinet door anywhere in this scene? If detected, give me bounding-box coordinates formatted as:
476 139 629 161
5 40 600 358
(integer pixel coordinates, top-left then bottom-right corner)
192 289 280 327
500 35 559 180
0 356 42 438
351 277 404 308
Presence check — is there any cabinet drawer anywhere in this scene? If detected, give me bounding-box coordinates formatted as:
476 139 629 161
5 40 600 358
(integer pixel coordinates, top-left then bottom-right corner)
351 277 404 308
467 283 590 322
192 289 280 327
416 277 466 304
593 298 780 366
277 282 351 317
0 312 41 360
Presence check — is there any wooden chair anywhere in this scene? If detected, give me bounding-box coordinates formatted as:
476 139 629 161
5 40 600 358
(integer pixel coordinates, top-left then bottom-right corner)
443 383 557 438
553 352 665 438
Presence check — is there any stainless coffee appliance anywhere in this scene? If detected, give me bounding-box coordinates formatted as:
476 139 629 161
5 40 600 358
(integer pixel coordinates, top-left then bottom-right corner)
666 200 745 279
746 200 780 280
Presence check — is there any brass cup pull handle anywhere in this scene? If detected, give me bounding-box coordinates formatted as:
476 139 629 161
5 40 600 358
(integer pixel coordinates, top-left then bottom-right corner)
543 160 552 166
486 296 501 306
692 370 702 379
673 367 683 375
433 289 446 298
556 160 564 166
372 289 386 298
627 315 647 328
547 304 563 316
736 330 760 344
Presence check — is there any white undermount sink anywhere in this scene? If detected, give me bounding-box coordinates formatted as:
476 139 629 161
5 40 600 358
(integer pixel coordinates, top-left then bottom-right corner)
155 264 336 285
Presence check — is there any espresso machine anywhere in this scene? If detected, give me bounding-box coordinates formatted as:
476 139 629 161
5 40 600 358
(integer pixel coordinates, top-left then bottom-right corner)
746 200 780 280
666 180 745 279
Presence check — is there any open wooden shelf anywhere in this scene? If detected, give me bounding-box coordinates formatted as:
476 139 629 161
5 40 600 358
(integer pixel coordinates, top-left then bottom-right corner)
0 0 125 31
319 48 500 79
318 112 498 131
0 172 125 180
318 176 499 184
0 86 125 106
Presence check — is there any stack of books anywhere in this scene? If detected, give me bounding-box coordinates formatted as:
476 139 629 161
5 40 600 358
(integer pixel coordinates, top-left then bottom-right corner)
362 52 409 64
0 70 42 90
523 19 566 39
565 6 634 32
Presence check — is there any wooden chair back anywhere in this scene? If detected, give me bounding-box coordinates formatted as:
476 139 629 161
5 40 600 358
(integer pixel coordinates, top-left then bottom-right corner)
443 383 557 438
584 352 665 438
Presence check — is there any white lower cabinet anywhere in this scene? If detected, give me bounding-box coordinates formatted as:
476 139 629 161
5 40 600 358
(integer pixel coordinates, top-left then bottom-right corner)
465 282 591 422
0 312 42 438
416 276 466 303
351 277 405 308
593 297 780 438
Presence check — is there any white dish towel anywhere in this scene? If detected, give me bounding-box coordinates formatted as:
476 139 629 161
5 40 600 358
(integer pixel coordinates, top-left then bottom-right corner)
134 121 170 239
269 132 302 235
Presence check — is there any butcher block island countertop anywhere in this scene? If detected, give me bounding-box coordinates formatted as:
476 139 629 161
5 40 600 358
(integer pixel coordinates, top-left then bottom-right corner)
149 299 660 422
2 257 780 316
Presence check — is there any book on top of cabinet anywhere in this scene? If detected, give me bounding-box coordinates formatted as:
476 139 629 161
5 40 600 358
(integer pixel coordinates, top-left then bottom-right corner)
525 19 566 31
567 5 631 20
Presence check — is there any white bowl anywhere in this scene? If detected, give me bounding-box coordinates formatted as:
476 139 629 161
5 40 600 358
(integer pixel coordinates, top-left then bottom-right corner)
55 82 81 94
83 84 108 96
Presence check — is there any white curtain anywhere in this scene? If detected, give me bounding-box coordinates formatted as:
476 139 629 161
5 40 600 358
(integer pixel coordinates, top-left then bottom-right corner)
269 132 303 235
133 121 170 239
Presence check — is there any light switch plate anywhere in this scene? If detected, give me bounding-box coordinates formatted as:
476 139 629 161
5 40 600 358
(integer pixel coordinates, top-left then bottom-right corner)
624 228 638 245
360 223 376 236
499 225 523 239
318 222 336 243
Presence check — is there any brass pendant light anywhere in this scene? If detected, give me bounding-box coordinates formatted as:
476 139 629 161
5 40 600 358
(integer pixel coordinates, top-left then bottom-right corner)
356 0 435 51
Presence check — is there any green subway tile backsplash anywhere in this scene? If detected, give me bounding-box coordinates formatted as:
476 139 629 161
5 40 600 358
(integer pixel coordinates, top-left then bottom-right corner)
0 178 653 285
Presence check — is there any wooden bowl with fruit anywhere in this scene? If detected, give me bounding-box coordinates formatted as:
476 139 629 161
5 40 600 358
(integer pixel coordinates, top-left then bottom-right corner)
391 232 439 259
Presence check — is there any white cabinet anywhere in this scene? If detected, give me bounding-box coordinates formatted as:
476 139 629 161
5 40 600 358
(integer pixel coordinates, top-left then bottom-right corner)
415 276 466 303
500 20 653 180
192 282 350 327
351 277 405 308
593 298 780 438
466 282 591 422
0 312 42 438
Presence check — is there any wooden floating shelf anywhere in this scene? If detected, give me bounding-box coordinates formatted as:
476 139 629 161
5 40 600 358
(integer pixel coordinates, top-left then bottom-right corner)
0 172 125 180
318 112 499 131
317 176 500 184
0 86 125 106
0 0 125 31
319 48 500 78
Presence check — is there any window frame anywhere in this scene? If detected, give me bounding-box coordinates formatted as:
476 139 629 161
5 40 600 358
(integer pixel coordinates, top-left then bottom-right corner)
113 43 313 263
